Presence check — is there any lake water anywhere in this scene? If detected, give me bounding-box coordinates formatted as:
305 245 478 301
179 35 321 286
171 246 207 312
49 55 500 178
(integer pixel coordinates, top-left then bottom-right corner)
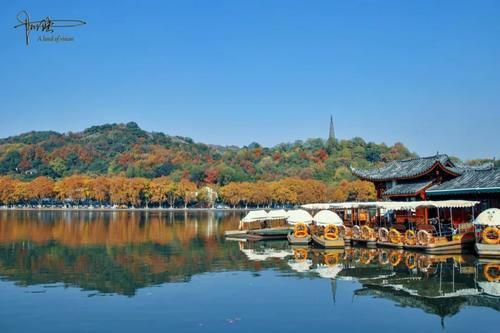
0 210 498 333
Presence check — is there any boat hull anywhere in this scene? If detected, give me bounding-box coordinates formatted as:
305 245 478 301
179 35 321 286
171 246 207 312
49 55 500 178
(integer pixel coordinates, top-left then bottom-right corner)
376 240 404 249
287 233 311 245
475 243 500 258
352 237 377 248
404 238 474 254
224 230 248 238
311 234 345 248
246 227 291 241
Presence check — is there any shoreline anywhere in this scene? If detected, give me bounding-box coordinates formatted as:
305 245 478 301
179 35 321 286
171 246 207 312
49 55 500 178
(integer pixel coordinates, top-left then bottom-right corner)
0 207 261 212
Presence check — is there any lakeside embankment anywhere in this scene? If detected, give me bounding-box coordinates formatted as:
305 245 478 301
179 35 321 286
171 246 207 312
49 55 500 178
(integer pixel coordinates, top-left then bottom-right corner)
0 207 260 212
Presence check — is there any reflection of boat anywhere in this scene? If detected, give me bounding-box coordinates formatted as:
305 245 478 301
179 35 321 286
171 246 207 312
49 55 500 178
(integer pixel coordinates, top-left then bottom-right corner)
286 210 313 245
287 247 312 273
311 210 345 248
348 253 500 326
239 241 293 262
473 208 500 258
312 250 344 279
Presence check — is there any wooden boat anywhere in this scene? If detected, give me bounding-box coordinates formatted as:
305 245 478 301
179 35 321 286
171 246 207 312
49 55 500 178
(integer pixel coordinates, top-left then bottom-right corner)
225 209 290 240
404 230 475 254
351 225 377 247
246 227 291 241
473 208 500 258
309 211 346 248
286 210 314 245
341 226 352 244
312 233 345 248
287 222 311 245
376 227 404 248
311 224 345 248
287 232 311 245
224 229 248 238
475 243 500 258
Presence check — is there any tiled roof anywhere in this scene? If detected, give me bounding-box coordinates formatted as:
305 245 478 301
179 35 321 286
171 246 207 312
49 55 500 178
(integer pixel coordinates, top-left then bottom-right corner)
383 180 433 197
351 154 493 182
427 168 500 195
351 154 454 181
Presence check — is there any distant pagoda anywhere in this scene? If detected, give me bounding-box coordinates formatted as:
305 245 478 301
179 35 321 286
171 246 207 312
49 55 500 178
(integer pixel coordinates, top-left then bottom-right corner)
328 115 335 141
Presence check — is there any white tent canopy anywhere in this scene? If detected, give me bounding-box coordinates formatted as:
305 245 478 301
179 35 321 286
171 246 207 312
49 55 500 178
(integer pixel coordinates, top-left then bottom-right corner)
267 209 288 220
414 200 479 209
473 208 500 226
287 209 313 225
302 200 479 211
241 210 268 223
313 210 343 226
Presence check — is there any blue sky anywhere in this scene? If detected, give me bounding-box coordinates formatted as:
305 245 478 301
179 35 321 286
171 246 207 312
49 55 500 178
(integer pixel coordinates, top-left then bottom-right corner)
1 0 499 160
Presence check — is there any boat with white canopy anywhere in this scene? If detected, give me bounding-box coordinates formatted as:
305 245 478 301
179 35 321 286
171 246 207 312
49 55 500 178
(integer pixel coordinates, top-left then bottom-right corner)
303 200 481 253
286 209 314 245
224 209 291 240
311 210 345 248
473 208 500 258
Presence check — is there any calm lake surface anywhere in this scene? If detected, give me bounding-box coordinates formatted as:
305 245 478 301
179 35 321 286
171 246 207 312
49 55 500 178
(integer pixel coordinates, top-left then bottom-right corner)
0 210 498 333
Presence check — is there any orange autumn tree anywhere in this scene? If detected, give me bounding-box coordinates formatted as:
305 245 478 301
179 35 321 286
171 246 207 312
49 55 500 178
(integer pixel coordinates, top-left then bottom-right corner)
176 179 197 208
220 182 243 208
27 176 55 204
0 177 18 205
87 176 111 205
327 180 376 202
55 175 91 203
13 180 29 203
149 176 176 208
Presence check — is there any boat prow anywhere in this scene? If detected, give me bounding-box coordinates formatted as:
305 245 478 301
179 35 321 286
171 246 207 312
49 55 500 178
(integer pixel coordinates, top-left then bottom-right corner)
287 232 311 245
311 234 345 249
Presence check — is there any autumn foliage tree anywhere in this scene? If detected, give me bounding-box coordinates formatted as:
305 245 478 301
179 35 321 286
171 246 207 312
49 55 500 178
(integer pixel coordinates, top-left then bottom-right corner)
27 176 55 204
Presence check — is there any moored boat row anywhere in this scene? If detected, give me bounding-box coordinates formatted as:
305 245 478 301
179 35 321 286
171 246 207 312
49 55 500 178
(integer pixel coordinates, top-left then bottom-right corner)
299 201 500 257
225 202 500 258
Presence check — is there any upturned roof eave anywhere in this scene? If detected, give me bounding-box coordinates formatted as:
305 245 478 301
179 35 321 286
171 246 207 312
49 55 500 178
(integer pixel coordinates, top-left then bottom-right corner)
352 161 460 182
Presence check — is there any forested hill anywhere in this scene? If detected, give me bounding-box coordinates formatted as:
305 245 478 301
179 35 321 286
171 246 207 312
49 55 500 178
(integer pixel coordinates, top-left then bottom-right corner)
0 122 417 185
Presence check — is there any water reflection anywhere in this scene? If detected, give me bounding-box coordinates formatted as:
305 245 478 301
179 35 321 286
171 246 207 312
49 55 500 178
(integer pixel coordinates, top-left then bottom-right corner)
0 210 498 323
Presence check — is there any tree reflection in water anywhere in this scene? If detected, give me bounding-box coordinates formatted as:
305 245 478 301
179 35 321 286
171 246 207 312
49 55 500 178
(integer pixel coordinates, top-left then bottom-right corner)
0 210 498 323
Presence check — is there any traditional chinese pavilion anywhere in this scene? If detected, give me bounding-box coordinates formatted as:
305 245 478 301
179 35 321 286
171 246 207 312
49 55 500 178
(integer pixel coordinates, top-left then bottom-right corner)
351 154 500 222
351 154 497 199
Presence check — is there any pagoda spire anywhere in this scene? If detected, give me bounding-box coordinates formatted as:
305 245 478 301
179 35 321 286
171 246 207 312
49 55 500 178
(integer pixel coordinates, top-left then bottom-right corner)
329 115 335 140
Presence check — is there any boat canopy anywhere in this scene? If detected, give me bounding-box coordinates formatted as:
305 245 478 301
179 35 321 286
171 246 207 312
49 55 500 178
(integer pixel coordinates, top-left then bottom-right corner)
241 210 268 223
473 208 500 226
302 200 479 211
313 264 343 279
414 200 480 209
267 209 288 220
313 210 343 226
287 209 313 225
